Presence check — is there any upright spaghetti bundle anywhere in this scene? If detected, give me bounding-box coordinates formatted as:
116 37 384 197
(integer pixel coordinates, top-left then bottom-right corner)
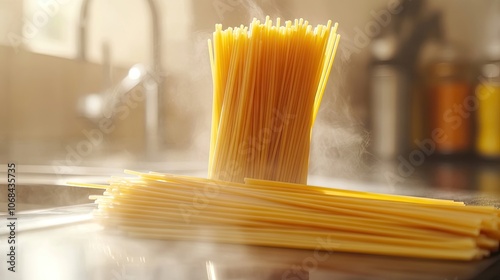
208 17 340 184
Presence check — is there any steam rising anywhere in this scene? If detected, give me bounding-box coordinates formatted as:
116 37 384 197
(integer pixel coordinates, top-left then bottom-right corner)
309 40 370 180
241 0 267 21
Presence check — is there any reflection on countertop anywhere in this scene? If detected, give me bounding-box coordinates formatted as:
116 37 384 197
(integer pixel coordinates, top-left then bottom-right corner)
0 203 499 280
0 163 207 211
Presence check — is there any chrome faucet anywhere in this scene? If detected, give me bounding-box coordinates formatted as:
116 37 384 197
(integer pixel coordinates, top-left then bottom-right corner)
77 0 164 159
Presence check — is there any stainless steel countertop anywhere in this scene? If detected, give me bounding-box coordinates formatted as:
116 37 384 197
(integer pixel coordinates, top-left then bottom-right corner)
0 203 499 280
1 161 500 279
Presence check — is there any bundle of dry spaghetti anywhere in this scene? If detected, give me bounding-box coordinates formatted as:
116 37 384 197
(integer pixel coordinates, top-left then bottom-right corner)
77 170 500 261
207 17 340 184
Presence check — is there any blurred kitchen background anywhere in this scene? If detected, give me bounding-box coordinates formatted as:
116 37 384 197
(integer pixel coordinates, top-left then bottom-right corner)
1 0 500 194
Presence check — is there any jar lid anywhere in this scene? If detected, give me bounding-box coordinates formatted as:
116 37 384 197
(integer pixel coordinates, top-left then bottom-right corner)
481 62 500 79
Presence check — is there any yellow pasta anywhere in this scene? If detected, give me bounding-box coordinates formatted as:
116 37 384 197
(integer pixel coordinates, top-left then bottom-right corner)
73 171 500 261
208 17 340 184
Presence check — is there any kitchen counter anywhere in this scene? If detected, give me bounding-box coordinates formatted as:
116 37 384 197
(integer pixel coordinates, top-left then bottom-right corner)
1 161 500 280
0 203 499 280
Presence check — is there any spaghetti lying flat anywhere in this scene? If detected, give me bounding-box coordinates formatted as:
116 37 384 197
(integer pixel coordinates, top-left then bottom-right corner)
208 17 340 184
74 171 500 261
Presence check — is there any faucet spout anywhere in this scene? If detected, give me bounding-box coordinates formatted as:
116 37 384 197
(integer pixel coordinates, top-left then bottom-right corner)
77 0 164 160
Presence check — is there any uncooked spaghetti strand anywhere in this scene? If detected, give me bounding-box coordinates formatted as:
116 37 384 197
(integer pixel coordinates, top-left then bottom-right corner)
313 26 340 123
244 178 463 205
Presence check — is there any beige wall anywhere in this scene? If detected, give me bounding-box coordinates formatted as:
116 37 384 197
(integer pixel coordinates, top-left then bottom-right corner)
0 0 22 46
2 46 127 161
0 44 205 165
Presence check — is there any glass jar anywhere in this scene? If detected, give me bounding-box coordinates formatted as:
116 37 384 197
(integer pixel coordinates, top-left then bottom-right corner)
426 45 472 155
370 36 410 160
476 61 500 158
